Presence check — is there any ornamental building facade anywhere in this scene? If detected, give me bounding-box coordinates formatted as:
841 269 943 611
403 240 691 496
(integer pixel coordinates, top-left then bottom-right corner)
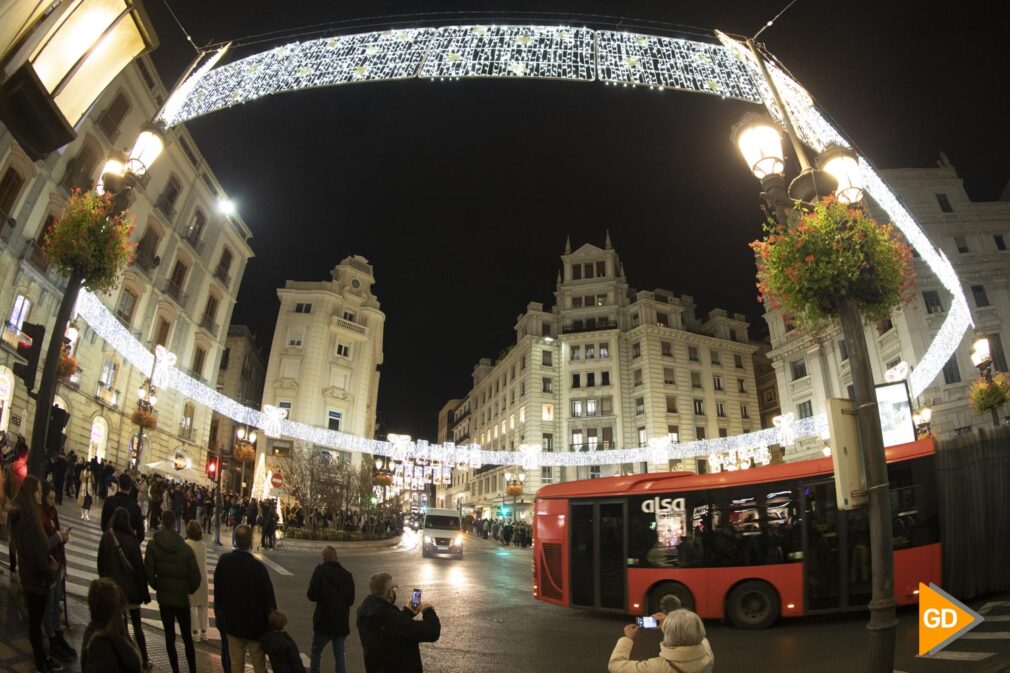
764 159 1010 461
0 56 253 470
259 256 385 471
440 235 760 519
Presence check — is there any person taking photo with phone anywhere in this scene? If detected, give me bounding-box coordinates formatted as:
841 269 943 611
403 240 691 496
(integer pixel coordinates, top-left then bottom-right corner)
608 608 714 673
355 573 440 673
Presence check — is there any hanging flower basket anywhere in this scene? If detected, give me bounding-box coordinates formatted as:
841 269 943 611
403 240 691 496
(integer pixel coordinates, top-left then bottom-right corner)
506 483 524 497
131 407 157 430
969 372 1010 416
233 443 257 465
57 352 78 380
750 197 915 332
373 472 393 487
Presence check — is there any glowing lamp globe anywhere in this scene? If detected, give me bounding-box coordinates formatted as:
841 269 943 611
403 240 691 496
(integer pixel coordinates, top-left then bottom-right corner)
128 125 166 176
971 337 991 367
920 407 932 423
818 145 864 204
732 114 784 179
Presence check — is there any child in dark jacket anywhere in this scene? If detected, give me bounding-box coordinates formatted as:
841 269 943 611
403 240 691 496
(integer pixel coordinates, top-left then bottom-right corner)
260 611 306 673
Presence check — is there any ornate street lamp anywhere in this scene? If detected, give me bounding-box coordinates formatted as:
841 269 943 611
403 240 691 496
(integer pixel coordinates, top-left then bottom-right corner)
0 0 158 160
503 470 526 522
912 406 933 438
970 337 1004 427
234 424 258 497
373 456 394 505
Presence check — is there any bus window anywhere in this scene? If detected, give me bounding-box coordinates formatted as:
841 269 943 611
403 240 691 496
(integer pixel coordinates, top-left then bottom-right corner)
888 456 939 549
710 483 801 567
627 492 708 568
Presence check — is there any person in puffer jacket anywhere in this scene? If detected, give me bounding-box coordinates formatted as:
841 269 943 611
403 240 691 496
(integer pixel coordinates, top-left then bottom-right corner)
608 609 715 673
144 511 200 673
355 573 440 673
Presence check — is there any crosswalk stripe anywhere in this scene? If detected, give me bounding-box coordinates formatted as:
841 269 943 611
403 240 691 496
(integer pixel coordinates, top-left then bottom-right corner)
253 552 293 576
959 632 1010 640
978 600 1010 615
920 650 995 661
983 615 1010 622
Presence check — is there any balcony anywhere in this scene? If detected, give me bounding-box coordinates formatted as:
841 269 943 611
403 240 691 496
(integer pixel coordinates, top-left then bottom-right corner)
95 382 120 408
22 240 68 288
155 195 177 222
163 279 188 309
199 313 219 337
134 247 160 275
562 320 618 335
181 228 204 254
214 264 232 288
331 315 366 337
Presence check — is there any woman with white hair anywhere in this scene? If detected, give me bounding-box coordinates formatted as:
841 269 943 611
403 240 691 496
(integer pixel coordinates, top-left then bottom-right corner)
608 609 714 673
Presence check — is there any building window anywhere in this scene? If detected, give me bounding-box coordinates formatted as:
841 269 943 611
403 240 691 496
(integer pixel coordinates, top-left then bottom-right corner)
154 317 171 347
115 284 137 323
0 166 26 215
571 264 581 280
696 427 706 440
737 378 746 393
663 368 676 385
540 466 553 484
294 303 312 313
667 425 679 443
691 372 702 388
571 400 583 418
877 318 894 335
971 285 990 307
935 193 953 213
954 235 969 253
713 375 723 391
8 294 31 329
97 91 131 140
99 359 117 388
571 374 580 389
599 342 610 358
631 313 640 327
336 343 351 358
192 347 207 378
286 327 304 348
741 405 750 419
633 369 643 386
341 311 355 323
995 234 1007 251
542 433 553 451
716 402 726 418
583 263 595 278
797 401 813 419
572 430 583 451
711 350 721 366
635 397 644 415
584 345 594 360
729 329 740 342
791 359 808 380
839 339 849 361
219 348 230 371
586 372 596 387
661 341 672 357
596 261 606 277
570 345 581 361
923 290 944 314
572 296 583 309
542 377 552 393
601 371 610 385
665 395 678 413
657 313 669 328
542 404 554 421
734 354 744 369
586 399 598 417
942 356 961 385
632 342 641 358
327 410 342 431
763 388 776 404
688 346 699 362
542 350 552 366
693 399 704 415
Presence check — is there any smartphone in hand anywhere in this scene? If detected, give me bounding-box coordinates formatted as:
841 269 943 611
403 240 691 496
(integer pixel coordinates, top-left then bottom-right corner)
635 616 658 629
411 588 422 610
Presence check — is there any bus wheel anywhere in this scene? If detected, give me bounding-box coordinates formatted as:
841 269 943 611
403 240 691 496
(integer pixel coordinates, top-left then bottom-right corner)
726 581 779 629
648 582 695 614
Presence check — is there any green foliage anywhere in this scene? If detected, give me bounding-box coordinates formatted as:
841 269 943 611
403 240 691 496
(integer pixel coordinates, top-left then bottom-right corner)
44 189 135 292
969 372 1010 415
750 197 915 332
284 527 394 541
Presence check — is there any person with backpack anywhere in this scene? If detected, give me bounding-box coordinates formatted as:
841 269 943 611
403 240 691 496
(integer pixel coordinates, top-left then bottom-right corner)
97 507 152 669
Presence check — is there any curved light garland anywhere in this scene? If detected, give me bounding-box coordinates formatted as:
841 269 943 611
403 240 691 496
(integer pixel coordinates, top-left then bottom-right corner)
72 24 970 469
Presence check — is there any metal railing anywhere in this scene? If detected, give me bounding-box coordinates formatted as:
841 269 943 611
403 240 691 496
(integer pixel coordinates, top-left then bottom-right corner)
200 314 219 337
164 279 188 308
155 195 177 221
134 248 159 274
22 240 68 288
181 228 204 254
214 264 232 287
562 320 618 334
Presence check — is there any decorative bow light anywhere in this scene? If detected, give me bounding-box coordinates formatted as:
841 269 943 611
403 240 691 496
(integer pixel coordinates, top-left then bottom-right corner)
468 444 483 469
261 404 288 438
151 345 177 388
648 436 672 466
772 412 797 448
519 443 542 471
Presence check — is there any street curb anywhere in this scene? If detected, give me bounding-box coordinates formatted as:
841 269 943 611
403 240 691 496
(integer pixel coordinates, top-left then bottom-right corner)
275 535 402 551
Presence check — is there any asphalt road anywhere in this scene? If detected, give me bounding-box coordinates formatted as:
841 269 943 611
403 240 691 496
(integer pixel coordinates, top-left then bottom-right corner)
257 533 1010 673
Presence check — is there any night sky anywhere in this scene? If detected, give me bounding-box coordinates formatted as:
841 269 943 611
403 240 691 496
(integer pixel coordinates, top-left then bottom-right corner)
140 1 1010 440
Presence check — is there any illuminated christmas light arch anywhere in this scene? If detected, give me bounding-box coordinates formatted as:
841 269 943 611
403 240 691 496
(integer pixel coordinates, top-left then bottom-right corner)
75 26 971 470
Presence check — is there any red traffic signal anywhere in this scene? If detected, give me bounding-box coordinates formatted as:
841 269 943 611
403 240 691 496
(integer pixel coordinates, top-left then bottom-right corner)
206 456 218 476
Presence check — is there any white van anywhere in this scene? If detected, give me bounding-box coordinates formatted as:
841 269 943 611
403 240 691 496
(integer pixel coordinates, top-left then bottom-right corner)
420 508 464 559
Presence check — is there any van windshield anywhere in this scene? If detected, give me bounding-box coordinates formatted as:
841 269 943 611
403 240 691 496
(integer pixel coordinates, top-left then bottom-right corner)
425 516 460 530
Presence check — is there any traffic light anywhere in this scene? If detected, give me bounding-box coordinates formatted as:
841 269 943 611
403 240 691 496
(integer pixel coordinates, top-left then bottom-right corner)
46 405 69 455
12 322 44 393
206 456 218 478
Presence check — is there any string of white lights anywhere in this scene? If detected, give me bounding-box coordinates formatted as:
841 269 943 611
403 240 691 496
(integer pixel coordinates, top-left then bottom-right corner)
595 31 760 101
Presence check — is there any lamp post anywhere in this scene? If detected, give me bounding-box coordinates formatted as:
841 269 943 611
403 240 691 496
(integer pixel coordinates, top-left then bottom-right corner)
131 376 156 466
373 456 393 506
912 407 933 438
504 470 526 522
733 53 897 670
970 337 1002 427
234 425 257 498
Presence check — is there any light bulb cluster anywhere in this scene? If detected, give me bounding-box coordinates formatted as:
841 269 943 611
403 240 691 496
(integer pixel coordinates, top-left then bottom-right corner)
595 31 760 101
708 444 772 473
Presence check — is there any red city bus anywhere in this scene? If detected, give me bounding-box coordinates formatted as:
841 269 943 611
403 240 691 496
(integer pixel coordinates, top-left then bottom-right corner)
533 438 940 628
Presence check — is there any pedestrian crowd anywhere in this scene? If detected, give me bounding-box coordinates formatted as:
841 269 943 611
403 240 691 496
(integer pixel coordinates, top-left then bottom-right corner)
470 517 533 547
281 504 403 539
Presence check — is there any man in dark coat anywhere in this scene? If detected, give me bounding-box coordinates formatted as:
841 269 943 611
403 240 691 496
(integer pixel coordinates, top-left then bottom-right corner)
101 474 145 541
214 524 276 673
307 547 355 673
356 572 440 673
50 452 67 505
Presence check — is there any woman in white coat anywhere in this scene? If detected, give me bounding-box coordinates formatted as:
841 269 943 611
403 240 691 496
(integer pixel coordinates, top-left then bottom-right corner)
608 609 715 673
185 520 210 641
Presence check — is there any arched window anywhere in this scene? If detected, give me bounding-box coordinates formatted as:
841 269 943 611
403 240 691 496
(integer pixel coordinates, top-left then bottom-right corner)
8 294 30 329
89 416 108 462
0 165 26 217
181 401 195 440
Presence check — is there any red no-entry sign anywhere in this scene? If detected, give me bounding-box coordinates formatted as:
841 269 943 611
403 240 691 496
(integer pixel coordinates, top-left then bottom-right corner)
270 471 284 489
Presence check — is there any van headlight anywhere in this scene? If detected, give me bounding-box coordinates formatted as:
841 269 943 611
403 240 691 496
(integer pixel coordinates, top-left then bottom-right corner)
453 535 464 546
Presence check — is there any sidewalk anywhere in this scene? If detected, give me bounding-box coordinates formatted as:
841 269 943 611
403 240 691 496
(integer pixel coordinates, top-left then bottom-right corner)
0 573 224 673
